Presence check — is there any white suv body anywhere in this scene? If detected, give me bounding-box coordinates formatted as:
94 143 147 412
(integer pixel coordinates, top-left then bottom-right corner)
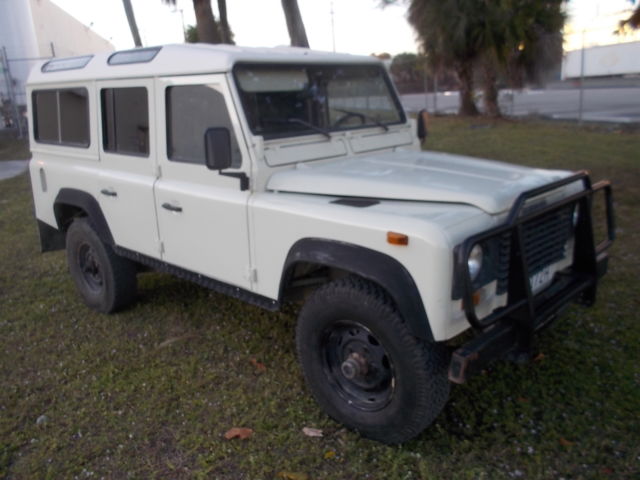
27 44 614 444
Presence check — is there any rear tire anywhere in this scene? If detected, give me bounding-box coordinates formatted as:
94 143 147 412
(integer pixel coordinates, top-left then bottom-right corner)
296 276 450 444
66 218 137 313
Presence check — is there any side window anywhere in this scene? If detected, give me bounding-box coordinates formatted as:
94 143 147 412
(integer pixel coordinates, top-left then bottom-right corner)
32 88 89 147
166 85 241 167
101 87 149 156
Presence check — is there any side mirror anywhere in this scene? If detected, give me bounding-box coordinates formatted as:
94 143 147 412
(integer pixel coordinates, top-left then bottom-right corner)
417 109 429 143
204 127 232 170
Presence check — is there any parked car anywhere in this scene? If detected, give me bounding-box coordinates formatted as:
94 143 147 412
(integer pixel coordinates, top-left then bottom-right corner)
27 45 614 443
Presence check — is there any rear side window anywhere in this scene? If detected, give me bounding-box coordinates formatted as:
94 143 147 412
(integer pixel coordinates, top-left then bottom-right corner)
32 88 90 147
101 87 149 156
166 85 241 167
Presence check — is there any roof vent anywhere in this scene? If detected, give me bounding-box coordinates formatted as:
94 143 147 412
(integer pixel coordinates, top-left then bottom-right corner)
41 55 93 73
108 47 161 66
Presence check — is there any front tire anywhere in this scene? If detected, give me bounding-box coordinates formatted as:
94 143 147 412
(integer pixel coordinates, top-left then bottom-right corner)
66 218 137 313
296 277 450 444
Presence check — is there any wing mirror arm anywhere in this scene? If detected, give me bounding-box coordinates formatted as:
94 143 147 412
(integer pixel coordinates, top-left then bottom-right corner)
204 127 249 191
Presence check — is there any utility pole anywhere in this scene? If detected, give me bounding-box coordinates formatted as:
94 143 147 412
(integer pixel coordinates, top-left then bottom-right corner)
330 1 336 52
578 29 585 125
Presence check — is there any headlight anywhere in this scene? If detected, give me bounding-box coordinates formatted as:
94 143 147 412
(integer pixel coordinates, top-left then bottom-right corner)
468 244 484 281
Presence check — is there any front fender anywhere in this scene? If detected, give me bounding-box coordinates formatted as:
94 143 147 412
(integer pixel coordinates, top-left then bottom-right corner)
280 238 434 341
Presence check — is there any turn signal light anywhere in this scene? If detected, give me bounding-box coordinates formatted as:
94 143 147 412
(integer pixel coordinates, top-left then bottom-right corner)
387 231 409 246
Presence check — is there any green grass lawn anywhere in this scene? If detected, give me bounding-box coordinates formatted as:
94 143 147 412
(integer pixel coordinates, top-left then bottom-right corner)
1 118 639 479
0 133 29 162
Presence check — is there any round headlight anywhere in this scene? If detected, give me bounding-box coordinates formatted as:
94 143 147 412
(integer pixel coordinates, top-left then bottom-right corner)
468 244 484 281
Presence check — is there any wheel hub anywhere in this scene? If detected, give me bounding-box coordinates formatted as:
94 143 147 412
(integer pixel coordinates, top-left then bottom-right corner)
79 244 103 291
341 352 368 379
322 321 395 412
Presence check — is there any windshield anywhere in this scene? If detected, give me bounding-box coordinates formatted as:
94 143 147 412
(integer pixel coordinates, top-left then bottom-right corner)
234 63 405 139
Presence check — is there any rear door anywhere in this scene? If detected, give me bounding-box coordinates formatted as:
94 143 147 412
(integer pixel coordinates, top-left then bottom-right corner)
97 79 161 258
153 74 253 290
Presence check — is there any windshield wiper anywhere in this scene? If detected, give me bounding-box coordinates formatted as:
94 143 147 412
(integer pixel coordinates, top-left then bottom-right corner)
333 108 389 132
264 117 331 139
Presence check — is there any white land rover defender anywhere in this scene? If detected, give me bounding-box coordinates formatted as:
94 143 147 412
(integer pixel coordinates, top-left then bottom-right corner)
27 44 614 444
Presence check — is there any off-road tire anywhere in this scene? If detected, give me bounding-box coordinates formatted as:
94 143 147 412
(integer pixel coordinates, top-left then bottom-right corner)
66 218 137 313
296 276 450 444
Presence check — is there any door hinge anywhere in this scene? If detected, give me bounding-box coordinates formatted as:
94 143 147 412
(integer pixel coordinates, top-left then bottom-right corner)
155 165 162 178
159 241 165 256
245 267 257 283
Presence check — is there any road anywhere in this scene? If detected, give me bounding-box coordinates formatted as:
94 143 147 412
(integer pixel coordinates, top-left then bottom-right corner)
0 160 28 180
401 87 640 123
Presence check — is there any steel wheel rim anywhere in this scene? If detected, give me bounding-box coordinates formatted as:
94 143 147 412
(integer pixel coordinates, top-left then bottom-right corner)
78 243 103 293
321 320 395 412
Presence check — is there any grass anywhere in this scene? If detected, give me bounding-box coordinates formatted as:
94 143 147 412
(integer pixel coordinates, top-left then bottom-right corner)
1 118 639 479
0 132 29 162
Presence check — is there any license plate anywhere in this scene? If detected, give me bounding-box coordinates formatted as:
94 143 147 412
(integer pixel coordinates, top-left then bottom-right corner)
529 266 553 293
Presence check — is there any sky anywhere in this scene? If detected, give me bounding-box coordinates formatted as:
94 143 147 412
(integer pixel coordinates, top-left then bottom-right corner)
50 0 639 55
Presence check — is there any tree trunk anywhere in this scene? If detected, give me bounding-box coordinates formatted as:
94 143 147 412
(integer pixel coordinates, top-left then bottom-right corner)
217 0 234 44
122 0 142 47
456 62 479 116
481 56 501 118
281 0 309 48
193 0 221 44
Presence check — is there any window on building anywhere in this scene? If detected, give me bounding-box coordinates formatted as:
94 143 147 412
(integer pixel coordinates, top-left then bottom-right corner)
166 85 241 167
32 88 90 147
101 87 149 156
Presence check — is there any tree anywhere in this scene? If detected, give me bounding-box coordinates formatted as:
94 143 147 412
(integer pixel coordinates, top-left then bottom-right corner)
122 0 142 47
389 53 426 94
185 25 199 43
478 1 565 117
162 0 234 44
403 0 564 117
217 0 233 44
619 1 640 30
281 0 310 47
406 1 486 115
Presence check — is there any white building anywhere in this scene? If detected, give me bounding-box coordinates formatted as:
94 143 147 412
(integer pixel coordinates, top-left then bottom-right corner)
1 0 114 110
562 41 640 79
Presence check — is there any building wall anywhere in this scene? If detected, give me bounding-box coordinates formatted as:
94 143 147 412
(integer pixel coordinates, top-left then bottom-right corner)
29 0 114 57
0 0 114 109
562 41 640 79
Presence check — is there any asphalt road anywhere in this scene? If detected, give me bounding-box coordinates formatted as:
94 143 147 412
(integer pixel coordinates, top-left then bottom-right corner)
401 87 640 123
0 160 29 180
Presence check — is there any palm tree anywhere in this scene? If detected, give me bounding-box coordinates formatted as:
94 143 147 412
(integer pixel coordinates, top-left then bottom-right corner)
281 0 310 47
162 0 233 44
407 1 485 115
217 0 234 44
620 3 640 30
405 0 565 117
122 0 142 47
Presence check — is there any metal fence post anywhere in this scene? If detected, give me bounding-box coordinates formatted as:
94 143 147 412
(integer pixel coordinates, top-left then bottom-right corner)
1 46 25 138
578 30 586 126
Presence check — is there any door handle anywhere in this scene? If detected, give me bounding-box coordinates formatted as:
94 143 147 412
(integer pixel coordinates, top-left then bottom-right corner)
100 188 117 197
162 202 182 213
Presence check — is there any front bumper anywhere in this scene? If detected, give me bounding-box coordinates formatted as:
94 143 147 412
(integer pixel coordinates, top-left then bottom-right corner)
448 171 614 384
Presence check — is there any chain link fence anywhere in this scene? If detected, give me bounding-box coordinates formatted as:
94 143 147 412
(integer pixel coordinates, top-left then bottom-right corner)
1 47 50 138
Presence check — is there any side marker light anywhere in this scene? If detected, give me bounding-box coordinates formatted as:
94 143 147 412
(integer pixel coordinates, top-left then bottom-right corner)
387 231 409 246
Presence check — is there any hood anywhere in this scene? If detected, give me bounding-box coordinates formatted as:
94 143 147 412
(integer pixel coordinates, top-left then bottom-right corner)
266 150 571 214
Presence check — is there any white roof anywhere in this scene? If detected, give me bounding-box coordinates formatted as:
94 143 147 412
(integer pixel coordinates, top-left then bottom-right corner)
27 43 380 86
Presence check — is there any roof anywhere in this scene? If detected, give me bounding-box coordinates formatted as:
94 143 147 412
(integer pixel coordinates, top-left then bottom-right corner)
27 43 381 86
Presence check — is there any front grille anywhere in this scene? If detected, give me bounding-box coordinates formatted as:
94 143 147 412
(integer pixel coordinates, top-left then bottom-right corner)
522 205 574 275
495 205 574 295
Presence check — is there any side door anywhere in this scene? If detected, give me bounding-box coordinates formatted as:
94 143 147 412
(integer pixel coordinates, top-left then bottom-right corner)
154 75 253 290
96 79 161 258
